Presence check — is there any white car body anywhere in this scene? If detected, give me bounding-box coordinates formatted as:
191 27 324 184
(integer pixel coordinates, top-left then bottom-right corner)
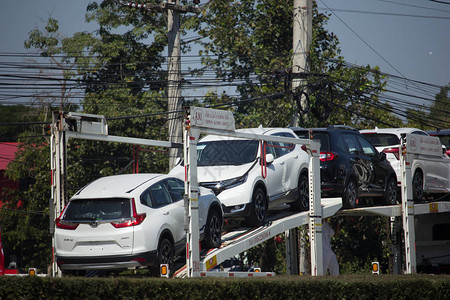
170 127 310 225
55 173 222 272
360 128 450 201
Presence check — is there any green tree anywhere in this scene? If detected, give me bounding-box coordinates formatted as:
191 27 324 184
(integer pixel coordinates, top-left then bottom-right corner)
0 105 41 142
2 1 173 269
191 0 403 129
427 84 449 130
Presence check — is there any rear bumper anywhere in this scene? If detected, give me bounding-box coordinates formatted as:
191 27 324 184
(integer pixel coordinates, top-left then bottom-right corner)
56 251 157 271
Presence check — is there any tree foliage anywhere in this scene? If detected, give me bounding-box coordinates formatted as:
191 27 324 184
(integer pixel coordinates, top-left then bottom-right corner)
191 0 403 129
2 0 432 272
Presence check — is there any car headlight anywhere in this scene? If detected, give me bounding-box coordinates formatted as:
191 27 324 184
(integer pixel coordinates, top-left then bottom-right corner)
220 174 248 189
201 174 248 195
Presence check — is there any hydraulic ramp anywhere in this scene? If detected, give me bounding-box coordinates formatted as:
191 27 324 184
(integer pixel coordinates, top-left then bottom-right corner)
173 198 341 277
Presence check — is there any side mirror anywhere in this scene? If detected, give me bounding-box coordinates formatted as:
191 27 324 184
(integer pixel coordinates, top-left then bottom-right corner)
266 153 275 165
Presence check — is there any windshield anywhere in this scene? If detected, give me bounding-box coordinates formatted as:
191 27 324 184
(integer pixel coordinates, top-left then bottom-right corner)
197 140 259 166
63 198 131 221
363 133 400 147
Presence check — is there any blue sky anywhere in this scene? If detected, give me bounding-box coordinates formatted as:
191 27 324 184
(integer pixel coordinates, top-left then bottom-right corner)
1 0 449 110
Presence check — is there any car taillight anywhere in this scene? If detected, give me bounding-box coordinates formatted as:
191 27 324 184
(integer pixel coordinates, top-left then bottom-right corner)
55 203 79 230
55 218 79 230
382 147 400 160
111 198 146 228
320 152 337 162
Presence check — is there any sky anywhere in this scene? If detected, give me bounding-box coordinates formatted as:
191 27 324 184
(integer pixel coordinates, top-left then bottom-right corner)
0 0 449 111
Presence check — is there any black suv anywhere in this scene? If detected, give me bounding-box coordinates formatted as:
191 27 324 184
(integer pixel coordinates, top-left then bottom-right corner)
291 126 398 208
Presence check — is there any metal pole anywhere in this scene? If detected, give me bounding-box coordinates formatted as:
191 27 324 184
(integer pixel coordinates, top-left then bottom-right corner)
400 134 417 274
185 124 201 277
309 139 323 275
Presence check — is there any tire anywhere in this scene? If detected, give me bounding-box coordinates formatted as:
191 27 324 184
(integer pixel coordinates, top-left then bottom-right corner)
412 171 424 202
246 187 267 227
155 237 174 276
343 178 357 209
203 208 222 249
291 173 309 211
384 176 399 205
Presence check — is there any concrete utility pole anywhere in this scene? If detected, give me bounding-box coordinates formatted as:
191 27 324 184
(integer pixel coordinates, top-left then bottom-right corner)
166 0 201 170
123 1 200 170
167 0 183 170
291 0 312 127
290 0 312 276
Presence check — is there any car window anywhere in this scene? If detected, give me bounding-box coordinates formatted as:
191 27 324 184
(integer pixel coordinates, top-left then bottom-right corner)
268 132 295 158
356 135 377 157
342 133 362 154
363 133 399 147
149 182 172 208
64 198 131 221
197 140 259 166
312 132 330 152
165 178 184 202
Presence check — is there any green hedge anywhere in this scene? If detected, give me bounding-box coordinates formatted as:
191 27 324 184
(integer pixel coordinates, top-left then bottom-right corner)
0 274 449 300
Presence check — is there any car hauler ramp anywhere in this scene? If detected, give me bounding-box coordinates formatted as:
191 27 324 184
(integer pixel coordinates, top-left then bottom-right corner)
173 198 341 277
200 198 342 273
183 106 328 277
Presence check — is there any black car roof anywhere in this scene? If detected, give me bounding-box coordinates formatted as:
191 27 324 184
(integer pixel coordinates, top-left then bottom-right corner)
426 129 450 136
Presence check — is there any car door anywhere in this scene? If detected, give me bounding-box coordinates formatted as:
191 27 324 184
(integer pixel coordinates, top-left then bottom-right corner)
147 179 185 246
264 133 297 204
356 134 389 191
341 132 371 191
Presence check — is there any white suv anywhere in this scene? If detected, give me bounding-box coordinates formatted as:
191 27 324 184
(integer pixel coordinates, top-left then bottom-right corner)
55 173 222 274
360 128 450 202
170 127 309 226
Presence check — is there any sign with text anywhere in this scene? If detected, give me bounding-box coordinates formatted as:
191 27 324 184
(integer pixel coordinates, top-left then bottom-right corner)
190 107 235 131
406 133 442 156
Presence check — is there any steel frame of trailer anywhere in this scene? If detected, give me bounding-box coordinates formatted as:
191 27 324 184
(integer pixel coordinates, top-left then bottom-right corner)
51 109 448 278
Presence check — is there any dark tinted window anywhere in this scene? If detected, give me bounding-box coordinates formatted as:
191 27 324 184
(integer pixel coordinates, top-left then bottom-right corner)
197 140 259 166
295 131 330 152
342 133 362 154
363 133 399 147
165 178 184 202
64 198 131 221
149 182 172 207
356 135 377 156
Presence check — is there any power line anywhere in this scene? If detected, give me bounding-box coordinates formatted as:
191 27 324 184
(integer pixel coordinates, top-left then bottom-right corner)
317 8 450 19
430 0 450 4
376 0 450 12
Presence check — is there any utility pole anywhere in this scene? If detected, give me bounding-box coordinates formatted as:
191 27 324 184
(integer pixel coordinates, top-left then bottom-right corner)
167 0 183 170
166 1 201 170
290 0 312 276
122 1 200 170
291 0 312 127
